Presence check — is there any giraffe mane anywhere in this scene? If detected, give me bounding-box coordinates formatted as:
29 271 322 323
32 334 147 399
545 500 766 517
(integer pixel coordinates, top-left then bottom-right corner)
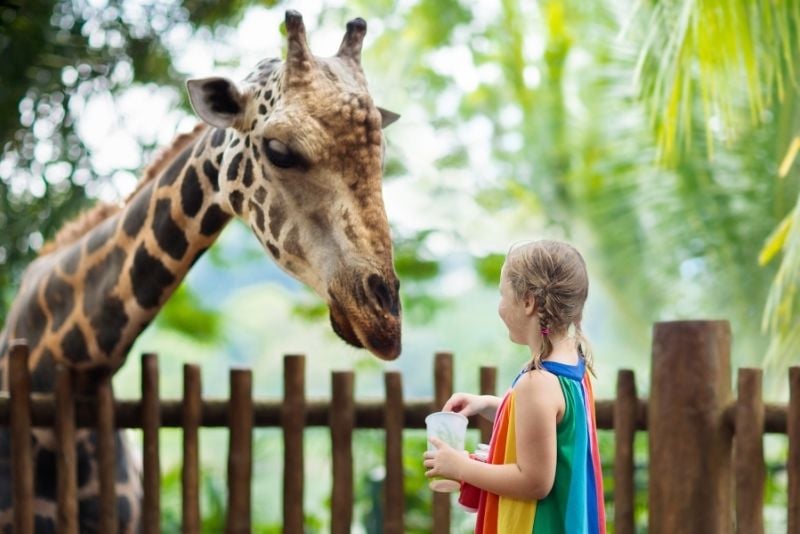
39 123 209 256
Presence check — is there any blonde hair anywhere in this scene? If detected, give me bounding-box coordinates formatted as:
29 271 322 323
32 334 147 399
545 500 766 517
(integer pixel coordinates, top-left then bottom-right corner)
503 239 594 373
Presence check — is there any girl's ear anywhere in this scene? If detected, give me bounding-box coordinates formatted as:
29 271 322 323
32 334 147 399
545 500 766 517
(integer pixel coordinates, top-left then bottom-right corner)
523 293 536 316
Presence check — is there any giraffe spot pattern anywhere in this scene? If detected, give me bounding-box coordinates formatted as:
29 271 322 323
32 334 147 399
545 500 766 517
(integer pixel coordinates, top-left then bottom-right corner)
249 200 265 233
158 145 192 187
243 158 254 187
31 349 57 392
152 198 188 261
229 191 244 215
268 202 286 239
254 186 267 204
44 274 74 332
60 245 82 275
123 182 153 237
227 153 243 181
61 325 90 363
86 217 117 254
15 293 46 352
181 166 204 218
284 226 305 262
259 104 267 114
203 159 220 191
200 205 230 237
91 297 128 357
267 242 280 259
83 246 126 318
130 245 175 309
210 128 226 148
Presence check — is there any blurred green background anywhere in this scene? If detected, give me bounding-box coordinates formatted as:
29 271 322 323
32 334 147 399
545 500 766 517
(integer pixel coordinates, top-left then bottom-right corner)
1 0 798 531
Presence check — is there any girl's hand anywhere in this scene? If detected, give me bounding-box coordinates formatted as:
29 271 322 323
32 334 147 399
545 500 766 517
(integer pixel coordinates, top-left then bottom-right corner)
423 437 468 481
443 393 500 421
442 393 485 417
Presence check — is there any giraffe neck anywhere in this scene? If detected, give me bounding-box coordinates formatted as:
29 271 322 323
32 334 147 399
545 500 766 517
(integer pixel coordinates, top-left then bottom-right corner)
0 126 236 381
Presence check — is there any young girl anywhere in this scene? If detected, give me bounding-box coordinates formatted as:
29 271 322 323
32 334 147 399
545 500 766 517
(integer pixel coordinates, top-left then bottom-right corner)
423 239 606 533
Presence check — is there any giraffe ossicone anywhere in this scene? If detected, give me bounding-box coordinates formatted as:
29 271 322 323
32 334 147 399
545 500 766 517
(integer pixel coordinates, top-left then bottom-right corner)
0 10 402 532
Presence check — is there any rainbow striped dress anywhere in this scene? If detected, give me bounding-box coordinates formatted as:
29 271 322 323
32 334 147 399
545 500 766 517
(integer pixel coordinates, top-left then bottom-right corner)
474 358 606 534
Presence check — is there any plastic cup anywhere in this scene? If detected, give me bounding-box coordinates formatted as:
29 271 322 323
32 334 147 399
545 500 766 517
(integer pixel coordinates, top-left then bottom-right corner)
425 411 469 492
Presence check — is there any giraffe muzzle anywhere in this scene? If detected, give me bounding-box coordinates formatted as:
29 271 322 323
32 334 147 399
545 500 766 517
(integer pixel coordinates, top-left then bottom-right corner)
328 273 401 360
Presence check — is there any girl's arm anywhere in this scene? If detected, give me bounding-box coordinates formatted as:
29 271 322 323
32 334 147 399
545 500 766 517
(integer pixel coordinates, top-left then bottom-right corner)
426 370 563 501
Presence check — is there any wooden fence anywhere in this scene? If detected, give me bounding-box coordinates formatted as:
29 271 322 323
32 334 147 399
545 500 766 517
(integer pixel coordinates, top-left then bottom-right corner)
1 320 799 533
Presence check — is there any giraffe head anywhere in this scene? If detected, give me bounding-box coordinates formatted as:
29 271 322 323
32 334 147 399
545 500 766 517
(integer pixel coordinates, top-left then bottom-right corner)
186 11 402 360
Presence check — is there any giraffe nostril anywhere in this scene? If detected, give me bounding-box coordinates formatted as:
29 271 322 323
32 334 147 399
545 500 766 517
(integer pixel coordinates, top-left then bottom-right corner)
367 274 398 316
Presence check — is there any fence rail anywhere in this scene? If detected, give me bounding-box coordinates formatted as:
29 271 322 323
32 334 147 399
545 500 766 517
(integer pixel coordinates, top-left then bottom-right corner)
2 320 800 533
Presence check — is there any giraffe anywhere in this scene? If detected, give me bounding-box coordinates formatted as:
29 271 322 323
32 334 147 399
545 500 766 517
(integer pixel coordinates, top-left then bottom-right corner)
0 10 402 532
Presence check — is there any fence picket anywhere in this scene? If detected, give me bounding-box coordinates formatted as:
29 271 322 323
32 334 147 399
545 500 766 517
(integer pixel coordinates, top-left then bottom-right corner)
142 353 161 534
55 364 78 534
735 369 765 534
614 370 637 534
182 364 202 534
432 352 453 534
283 355 305 532
330 372 354 534
96 372 117 533
226 369 253 534
9 341 33 534
789 367 800 534
384 371 405 534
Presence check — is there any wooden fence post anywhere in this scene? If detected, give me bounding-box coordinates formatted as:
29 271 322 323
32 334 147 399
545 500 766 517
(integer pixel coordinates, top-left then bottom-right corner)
734 368 764 534
226 368 253 534
330 371 354 534
384 371 405 534
141 353 161 534
54 364 78 534
432 352 453 534
96 371 117 534
614 369 637 534
182 364 202 534
9 341 33 534
649 320 733 534
789 367 800 534
283 355 305 533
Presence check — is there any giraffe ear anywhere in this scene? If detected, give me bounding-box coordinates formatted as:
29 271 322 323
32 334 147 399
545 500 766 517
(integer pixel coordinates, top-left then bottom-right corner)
377 107 400 129
187 77 247 129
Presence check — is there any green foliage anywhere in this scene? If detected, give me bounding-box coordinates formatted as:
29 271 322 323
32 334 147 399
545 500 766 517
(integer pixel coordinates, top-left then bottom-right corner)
155 284 221 342
474 253 505 286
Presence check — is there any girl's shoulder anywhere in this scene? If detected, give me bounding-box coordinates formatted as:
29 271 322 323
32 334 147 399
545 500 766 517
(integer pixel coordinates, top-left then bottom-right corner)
512 368 566 420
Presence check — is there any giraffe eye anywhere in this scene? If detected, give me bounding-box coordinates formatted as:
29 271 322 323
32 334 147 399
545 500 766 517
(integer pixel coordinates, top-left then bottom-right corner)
264 139 298 169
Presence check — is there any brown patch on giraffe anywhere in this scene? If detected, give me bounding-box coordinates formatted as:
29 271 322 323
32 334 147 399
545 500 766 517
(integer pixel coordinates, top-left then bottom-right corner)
38 123 207 256
84 247 128 356
129 244 175 309
283 226 305 261
248 200 265 233
43 273 74 332
151 198 188 261
268 202 286 239
61 324 91 363
254 186 268 204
